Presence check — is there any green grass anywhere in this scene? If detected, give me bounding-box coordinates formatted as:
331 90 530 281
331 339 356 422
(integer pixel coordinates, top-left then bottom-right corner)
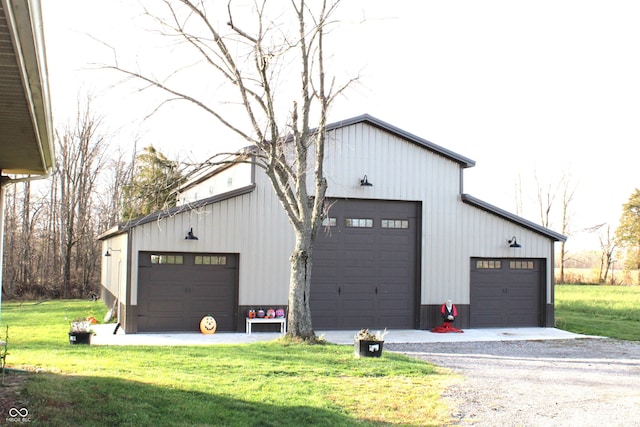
555 284 640 341
0 300 454 426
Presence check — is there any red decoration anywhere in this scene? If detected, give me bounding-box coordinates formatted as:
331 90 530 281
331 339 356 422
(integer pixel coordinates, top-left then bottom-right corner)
431 301 464 333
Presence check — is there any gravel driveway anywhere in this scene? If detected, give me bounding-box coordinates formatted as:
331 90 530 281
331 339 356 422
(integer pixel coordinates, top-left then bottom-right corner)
387 338 640 426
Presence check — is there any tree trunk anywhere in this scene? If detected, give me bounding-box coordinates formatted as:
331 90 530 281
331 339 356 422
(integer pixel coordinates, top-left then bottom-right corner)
287 232 315 339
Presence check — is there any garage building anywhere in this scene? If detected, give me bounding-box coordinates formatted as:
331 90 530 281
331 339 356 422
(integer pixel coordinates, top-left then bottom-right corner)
99 115 565 333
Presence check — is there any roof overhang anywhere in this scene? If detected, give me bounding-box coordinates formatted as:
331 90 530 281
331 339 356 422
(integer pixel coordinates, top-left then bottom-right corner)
0 0 54 176
462 193 567 242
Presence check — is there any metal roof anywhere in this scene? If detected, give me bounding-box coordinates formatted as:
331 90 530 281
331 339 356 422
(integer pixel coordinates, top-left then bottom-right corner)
0 0 54 175
326 114 476 168
461 193 567 242
98 184 257 240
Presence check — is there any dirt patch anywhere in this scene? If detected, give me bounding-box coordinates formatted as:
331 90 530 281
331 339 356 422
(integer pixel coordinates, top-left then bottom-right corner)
387 338 640 426
0 371 31 421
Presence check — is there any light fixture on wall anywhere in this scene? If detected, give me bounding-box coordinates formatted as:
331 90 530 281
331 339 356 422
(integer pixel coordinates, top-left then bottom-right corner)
360 175 373 186
185 227 199 240
508 236 522 248
104 248 121 257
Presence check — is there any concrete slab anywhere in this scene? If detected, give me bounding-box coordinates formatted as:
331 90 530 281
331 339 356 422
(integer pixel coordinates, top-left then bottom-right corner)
90 324 598 346
318 327 600 345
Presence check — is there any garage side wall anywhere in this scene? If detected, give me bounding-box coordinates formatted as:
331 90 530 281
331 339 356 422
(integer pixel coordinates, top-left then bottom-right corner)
101 234 129 323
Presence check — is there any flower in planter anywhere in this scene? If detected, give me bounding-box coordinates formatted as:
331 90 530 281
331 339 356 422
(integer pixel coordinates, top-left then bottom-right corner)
354 328 388 342
69 318 94 334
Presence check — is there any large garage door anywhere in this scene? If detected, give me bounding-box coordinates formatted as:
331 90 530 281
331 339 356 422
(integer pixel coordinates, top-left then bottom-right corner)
470 258 543 327
311 199 419 330
137 252 238 332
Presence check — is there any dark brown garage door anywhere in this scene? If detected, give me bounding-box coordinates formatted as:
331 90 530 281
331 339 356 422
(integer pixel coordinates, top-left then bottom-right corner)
470 258 544 327
311 199 419 330
137 252 238 332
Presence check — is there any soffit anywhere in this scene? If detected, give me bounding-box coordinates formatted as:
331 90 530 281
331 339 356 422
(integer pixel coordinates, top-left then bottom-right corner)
0 0 53 175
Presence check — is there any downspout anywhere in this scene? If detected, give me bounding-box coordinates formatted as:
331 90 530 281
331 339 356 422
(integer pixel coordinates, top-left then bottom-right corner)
0 169 53 319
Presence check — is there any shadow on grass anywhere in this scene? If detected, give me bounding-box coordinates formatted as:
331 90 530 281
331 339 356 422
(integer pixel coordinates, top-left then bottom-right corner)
19 371 424 427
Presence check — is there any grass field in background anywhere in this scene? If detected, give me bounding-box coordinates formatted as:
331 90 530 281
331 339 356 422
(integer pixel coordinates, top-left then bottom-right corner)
0 300 453 426
555 268 639 285
555 284 640 341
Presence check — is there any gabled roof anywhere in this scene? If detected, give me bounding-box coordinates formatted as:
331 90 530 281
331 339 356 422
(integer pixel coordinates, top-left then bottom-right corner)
462 193 567 242
326 114 476 168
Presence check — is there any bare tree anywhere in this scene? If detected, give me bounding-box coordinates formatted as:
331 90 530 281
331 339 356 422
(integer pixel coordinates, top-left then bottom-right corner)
514 173 524 216
534 169 559 229
1 185 18 296
558 171 576 283
103 146 136 228
106 0 352 340
598 225 617 284
56 98 108 298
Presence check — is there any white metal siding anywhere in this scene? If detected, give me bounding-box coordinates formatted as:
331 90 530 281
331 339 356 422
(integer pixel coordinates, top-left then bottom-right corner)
113 121 555 311
129 168 293 306
320 123 553 306
177 162 253 205
101 234 129 301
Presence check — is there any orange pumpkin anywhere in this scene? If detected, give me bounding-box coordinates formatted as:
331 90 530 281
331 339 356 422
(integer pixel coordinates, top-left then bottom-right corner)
199 315 217 334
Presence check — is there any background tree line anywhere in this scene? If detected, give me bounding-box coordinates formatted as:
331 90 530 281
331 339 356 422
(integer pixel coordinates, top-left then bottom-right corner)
1 98 183 299
519 170 640 285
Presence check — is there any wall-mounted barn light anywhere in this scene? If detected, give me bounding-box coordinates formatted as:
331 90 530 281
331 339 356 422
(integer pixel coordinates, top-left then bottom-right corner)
360 175 373 187
507 236 522 248
185 228 199 240
104 248 121 257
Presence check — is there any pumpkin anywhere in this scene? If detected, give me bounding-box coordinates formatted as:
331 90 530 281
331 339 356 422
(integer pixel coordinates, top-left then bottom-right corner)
266 308 276 318
248 309 256 319
199 315 217 334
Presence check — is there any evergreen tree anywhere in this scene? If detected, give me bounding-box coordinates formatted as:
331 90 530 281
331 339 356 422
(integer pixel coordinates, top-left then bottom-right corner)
616 188 640 273
120 146 183 220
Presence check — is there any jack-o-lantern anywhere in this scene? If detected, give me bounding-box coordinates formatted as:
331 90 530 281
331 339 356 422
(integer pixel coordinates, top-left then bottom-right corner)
257 308 265 318
199 315 217 334
275 309 285 318
266 308 276 318
248 309 256 319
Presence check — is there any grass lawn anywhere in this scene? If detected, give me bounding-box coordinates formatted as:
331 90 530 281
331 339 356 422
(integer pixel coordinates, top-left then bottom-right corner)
555 284 640 341
0 300 454 426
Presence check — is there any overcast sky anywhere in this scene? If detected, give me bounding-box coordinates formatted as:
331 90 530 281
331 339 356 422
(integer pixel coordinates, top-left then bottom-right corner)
42 1 639 252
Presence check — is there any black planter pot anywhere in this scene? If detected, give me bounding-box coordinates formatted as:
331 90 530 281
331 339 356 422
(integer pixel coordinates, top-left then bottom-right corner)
69 332 91 345
355 340 384 357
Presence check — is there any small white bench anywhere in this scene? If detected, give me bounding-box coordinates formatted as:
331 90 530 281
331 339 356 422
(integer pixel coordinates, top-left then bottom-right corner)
245 318 287 335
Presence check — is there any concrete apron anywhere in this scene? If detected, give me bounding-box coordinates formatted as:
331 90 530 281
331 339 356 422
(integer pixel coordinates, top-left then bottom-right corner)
89 325 597 346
